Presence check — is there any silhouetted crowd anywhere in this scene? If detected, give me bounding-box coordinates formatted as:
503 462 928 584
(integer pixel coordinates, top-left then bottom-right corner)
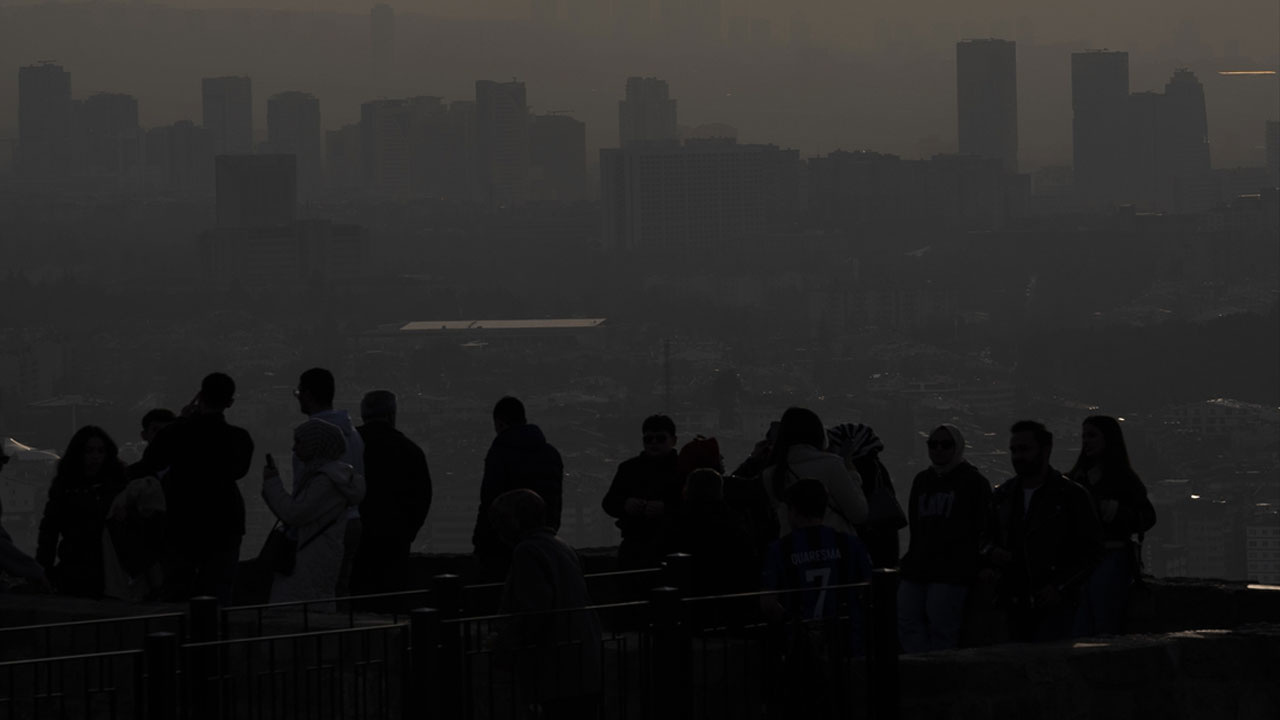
0 369 1157 666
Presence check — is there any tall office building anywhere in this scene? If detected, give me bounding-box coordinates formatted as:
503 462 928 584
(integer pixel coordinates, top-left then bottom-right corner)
1161 69 1212 210
145 121 215 193
215 154 297 228
18 62 72 179
76 92 141 177
530 113 586 203
475 80 530 207
202 76 253 155
267 91 322 196
1072 50 1129 207
360 99 413 195
618 77 678 148
1267 121 1280 188
956 39 1018 173
325 123 362 190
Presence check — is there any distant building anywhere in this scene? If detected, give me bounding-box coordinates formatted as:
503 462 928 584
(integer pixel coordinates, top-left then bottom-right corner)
1246 506 1280 585
266 91 322 197
619 77 678 148
325 123 361 190
1264 120 1278 187
145 120 214 194
360 99 413 195
75 92 142 179
215 154 297 229
600 139 800 252
18 62 72 180
530 113 586 203
956 39 1018 173
405 96 449 198
202 76 253 155
202 219 370 286
1072 50 1129 208
475 80 530 207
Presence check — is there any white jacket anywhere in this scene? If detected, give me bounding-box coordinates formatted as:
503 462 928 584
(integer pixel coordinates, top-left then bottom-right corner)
764 444 869 535
262 460 365 606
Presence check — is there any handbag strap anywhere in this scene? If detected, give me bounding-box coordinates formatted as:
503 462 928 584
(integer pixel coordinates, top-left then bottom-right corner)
297 510 345 552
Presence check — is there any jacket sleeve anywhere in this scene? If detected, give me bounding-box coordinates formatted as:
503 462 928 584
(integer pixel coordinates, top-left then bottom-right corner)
1051 484 1104 592
543 450 564 532
262 470 339 529
601 463 631 519
35 490 62 571
408 447 432 541
828 462 869 525
0 524 46 581
229 429 254 483
1117 474 1157 536
472 450 501 547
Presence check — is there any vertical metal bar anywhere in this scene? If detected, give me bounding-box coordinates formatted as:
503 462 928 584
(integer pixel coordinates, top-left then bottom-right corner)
869 570 901 720
145 633 179 720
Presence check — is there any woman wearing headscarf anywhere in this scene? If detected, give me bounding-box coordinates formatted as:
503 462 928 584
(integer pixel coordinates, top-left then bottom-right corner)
1070 415 1156 637
897 424 992 653
262 419 366 605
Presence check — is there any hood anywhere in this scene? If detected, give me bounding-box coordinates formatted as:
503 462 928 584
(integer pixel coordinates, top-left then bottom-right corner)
311 409 358 439
315 460 366 505
495 423 550 452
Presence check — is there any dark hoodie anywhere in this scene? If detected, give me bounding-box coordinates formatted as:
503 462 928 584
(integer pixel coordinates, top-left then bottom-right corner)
472 424 564 576
899 461 992 585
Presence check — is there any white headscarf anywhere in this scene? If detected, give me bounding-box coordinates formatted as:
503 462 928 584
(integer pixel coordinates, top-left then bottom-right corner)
930 424 966 474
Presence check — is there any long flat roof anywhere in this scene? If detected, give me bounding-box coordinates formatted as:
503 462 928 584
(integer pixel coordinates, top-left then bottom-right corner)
399 318 606 332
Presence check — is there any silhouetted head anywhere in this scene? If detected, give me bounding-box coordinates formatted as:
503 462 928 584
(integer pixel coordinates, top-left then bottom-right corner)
140 408 176 444
292 418 346 465
361 390 397 427
641 414 677 456
1009 420 1053 480
57 425 122 485
492 396 527 434
768 407 826 499
784 478 828 528
199 372 236 411
683 468 724 504
677 435 724 479
296 368 335 415
489 488 547 546
927 424 965 471
1072 415 1135 478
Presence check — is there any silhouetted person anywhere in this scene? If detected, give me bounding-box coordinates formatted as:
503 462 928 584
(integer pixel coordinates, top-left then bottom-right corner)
489 489 601 720
898 424 992 653
1070 416 1157 636
472 397 564 580
660 467 757 597
352 391 432 601
294 367 366 599
106 408 175 601
137 372 254 604
763 408 867 537
827 422 905 568
602 414 683 570
36 425 127 597
262 419 365 606
984 421 1102 643
731 421 780 480
726 425 783 560
680 434 778 566
0 447 50 592
760 479 871 718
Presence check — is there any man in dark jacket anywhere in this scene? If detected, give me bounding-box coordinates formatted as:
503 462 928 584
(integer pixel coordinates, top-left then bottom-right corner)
602 414 683 570
352 391 432 602
984 421 1102 643
137 373 254 604
472 397 564 581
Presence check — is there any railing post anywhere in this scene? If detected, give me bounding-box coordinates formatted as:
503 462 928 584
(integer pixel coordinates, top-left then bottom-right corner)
431 573 463 617
187 596 219 720
868 568 901 720
408 608 442 718
145 632 179 720
649 586 690 720
662 553 694 595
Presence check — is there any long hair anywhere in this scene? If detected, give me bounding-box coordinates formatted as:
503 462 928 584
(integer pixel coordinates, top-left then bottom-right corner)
768 407 826 500
1070 415 1136 480
55 425 123 487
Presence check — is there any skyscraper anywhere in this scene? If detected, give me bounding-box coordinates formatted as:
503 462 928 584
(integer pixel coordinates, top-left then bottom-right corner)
1072 50 1129 207
956 39 1018 173
1161 69 1212 210
267 91 322 196
475 80 530 207
618 77 677 148
530 113 586 203
202 76 253 155
18 62 72 179
360 99 413 195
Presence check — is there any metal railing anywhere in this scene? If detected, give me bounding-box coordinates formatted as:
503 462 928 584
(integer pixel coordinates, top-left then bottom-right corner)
0 612 186 663
0 649 144 720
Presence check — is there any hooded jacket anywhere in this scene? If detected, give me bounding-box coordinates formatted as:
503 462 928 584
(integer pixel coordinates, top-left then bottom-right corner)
763 444 868 536
900 461 992 585
262 459 366 604
472 424 564 564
